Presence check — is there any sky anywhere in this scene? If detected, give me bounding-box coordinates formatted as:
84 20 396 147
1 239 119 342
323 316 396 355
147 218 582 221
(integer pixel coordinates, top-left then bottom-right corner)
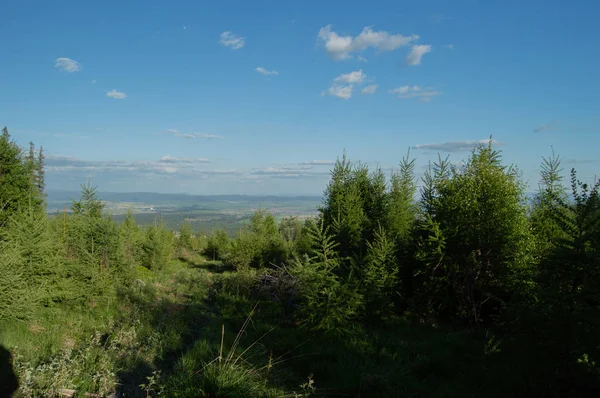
1 0 599 195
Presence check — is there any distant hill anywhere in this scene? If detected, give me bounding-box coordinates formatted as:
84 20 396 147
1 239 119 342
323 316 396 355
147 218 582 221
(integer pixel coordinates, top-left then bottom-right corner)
46 190 322 233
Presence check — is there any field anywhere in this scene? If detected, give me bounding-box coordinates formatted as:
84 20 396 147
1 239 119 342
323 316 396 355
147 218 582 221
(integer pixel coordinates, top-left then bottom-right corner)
47 190 321 234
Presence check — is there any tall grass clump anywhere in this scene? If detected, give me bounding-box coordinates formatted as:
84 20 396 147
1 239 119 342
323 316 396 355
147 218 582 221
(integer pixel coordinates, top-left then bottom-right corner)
163 306 287 397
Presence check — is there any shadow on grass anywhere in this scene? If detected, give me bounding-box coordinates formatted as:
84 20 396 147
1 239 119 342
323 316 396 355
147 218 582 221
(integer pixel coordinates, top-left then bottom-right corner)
114 282 215 397
179 256 235 274
111 265 600 398
0 344 19 398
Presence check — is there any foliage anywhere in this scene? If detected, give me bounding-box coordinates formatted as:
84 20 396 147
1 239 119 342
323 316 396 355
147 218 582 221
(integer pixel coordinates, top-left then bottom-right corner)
293 218 317 257
203 228 230 261
289 219 363 334
530 148 569 261
362 224 399 321
121 209 144 266
142 220 174 270
176 221 194 253
228 209 288 269
12 330 118 396
0 127 44 229
66 185 132 294
414 141 533 327
387 150 418 244
71 181 104 218
2 202 65 307
534 169 600 386
320 154 368 267
0 245 41 320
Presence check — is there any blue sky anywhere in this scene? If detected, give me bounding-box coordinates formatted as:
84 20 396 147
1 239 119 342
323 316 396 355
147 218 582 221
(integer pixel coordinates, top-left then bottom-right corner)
2 0 599 195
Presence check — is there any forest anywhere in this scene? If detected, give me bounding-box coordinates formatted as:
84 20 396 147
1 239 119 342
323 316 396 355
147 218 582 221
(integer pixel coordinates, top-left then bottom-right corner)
1 125 599 397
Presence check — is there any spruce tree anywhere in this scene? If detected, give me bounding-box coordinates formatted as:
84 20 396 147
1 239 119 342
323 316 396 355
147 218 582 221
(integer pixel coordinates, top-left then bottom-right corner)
387 150 417 243
537 169 600 380
0 127 38 228
530 148 569 260
362 224 398 321
71 181 105 218
289 218 363 334
36 146 45 195
415 141 532 328
121 209 142 265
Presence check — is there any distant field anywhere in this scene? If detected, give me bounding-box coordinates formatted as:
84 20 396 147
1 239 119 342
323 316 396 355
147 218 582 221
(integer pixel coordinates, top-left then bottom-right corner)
47 190 321 234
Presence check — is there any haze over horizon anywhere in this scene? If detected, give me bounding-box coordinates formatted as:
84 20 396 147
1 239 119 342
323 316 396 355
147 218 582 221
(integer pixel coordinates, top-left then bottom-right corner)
3 0 599 196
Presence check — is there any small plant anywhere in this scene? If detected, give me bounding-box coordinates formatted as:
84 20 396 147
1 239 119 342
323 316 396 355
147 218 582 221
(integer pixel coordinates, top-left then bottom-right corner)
293 374 316 397
140 370 164 398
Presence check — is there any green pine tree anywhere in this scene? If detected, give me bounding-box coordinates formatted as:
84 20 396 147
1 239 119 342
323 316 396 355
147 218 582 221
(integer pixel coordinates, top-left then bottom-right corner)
0 127 40 228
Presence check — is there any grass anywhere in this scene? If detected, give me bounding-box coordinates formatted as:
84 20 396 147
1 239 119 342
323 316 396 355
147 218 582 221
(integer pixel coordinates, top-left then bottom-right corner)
1 251 546 397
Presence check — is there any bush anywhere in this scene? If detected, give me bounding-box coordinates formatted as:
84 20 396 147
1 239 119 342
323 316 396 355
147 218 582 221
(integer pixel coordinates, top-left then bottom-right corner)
293 218 317 257
120 209 143 266
204 229 230 261
228 210 289 270
177 221 195 253
141 220 174 270
228 229 258 269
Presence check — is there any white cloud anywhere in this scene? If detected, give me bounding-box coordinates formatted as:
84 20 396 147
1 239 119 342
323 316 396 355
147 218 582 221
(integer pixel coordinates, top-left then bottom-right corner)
53 133 90 139
390 85 441 101
299 160 336 165
406 44 432 65
106 89 127 99
159 155 210 163
165 129 224 139
412 139 502 152
444 44 454 50
92 80 96 84
325 70 372 99
55 57 82 72
251 165 329 179
361 84 378 95
358 55 368 62
255 66 279 76
44 154 243 179
327 85 353 100
192 133 224 139
334 69 366 84
391 85 419 94
219 31 245 50
318 25 419 60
